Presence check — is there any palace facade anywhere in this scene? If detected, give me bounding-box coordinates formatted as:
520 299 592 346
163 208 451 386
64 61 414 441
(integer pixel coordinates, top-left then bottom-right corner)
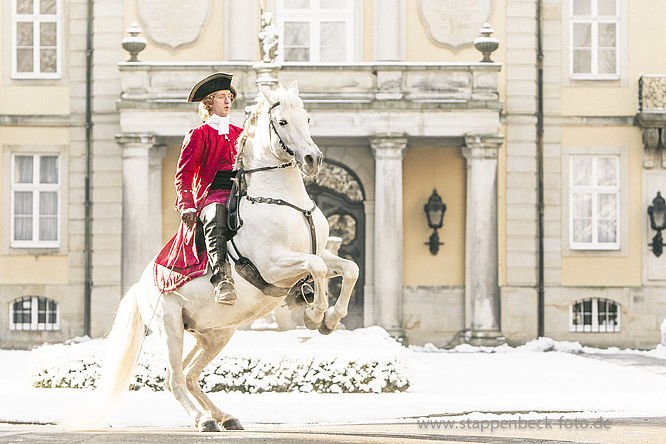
2 0 665 349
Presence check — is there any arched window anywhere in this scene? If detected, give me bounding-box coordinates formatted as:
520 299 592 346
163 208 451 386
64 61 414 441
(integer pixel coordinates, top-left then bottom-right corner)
9 296 59 331
570 297 621 333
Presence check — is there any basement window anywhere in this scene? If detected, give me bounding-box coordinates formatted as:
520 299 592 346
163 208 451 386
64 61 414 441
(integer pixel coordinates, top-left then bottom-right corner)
570 297 621 333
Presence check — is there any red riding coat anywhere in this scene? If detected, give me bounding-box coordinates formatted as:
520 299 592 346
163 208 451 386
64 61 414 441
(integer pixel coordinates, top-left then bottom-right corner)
153 122 242 291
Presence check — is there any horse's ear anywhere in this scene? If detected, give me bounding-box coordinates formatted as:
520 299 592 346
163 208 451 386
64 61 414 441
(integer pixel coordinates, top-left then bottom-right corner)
258 84 274 103
287 81 299 96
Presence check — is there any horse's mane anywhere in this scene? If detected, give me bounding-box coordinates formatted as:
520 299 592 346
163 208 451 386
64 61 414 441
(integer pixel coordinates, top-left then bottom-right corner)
234 95 269 170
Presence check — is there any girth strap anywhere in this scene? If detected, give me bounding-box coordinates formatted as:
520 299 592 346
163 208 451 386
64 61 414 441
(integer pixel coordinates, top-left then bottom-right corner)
228 238 312 300
246 195 318 255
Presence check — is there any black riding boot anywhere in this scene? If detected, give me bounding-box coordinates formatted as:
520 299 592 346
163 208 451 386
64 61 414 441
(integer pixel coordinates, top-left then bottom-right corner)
199 203 237 305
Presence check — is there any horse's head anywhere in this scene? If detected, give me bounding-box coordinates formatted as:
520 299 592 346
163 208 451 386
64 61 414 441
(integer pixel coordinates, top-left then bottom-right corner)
258 82 323 176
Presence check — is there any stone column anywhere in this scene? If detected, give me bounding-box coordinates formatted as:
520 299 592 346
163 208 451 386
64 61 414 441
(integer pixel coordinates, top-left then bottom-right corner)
370 135 407 339
373 0 404 61
225 0 258 61
462 134 505 346
116 134 166 294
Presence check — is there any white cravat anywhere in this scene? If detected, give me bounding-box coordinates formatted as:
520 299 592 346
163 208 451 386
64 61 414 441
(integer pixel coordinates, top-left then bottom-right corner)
206 113 230 135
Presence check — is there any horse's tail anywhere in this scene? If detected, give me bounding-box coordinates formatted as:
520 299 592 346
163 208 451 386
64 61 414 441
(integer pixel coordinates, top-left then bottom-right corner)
64 284 145 429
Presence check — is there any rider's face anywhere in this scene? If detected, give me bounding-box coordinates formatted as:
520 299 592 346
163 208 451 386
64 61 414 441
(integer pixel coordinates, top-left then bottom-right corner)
210 90 234 117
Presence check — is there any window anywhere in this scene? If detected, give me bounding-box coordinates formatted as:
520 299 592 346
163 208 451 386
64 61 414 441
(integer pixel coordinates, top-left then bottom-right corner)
570 298 620 332
9 296 60 331
570 0 619 79
11 154 60 248
11 0 61 79
277 0 354 62
569 155 620 250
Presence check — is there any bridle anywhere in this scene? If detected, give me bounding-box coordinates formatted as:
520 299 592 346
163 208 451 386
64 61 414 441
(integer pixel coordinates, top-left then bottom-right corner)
267 100 295 156
242 100 295 175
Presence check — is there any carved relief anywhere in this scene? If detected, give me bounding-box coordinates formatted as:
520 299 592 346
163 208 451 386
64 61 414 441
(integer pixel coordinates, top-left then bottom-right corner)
417 0 492 51
312 163 363 202
137 0 210 50
327 214 357 246
641 76 666 110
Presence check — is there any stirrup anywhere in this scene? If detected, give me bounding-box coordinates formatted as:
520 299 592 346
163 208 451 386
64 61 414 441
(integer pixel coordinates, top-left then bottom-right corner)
214 278 237 305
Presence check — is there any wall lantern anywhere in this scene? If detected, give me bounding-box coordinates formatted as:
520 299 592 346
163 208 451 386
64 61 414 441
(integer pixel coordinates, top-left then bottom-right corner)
648 191 666 257
424 188 446 255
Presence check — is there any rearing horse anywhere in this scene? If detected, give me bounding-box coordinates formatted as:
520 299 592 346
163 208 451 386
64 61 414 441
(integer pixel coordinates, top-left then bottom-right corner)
88 82 359 431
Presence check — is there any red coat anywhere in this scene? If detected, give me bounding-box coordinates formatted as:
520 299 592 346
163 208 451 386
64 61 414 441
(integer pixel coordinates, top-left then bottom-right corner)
153 123 242 292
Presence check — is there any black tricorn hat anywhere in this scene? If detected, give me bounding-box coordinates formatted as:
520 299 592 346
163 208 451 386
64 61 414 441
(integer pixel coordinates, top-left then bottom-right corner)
187 72 237 102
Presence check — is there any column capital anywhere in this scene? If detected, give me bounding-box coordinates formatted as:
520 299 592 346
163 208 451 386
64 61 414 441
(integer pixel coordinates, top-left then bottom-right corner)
116 133 158 159
370 134 408 160
115 133 156 146
462 134 504 160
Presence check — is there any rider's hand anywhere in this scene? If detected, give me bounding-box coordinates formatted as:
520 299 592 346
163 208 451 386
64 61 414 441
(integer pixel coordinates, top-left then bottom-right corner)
181 211 197 228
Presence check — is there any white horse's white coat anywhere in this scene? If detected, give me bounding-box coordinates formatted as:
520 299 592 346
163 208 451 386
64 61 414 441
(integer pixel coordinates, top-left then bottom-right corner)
85 83 359 431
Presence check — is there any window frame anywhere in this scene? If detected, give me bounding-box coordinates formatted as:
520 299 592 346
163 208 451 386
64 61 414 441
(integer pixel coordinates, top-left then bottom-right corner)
10 153 61 249
569 297 621 333
276 0 356 63
562 146 628 256
9 296 60 331
568 155 620 250
10 0 62 79
568 0 620 80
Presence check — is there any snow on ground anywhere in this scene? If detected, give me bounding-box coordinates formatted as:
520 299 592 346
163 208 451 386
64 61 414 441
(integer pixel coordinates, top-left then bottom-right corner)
2 327 666 427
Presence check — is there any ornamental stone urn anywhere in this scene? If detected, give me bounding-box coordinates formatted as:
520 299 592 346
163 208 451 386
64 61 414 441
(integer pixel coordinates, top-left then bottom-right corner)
473 23 499 63
122 22 147 62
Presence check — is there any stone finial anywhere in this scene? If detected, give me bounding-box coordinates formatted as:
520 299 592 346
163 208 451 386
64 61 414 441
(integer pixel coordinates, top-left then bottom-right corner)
122 22 147 62
473 23 499 63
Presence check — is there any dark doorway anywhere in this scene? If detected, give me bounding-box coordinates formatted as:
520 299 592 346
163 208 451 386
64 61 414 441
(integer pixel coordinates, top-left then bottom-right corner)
306 160 365 329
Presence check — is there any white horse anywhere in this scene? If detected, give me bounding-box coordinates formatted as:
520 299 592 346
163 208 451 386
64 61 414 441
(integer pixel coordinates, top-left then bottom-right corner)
89 83 359 431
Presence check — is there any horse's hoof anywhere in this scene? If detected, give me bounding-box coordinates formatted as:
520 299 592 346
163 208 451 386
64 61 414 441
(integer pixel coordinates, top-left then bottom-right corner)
199 418 221 432
318 320 334 335
303 310 321 330
222 418 244 430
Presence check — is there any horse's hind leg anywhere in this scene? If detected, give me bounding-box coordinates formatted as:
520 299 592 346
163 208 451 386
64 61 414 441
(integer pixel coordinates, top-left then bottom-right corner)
154 302 212 431
319 249 359 334
184 328 244 430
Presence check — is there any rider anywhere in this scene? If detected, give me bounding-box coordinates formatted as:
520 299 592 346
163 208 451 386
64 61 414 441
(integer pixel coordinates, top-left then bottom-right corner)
172 72 243 304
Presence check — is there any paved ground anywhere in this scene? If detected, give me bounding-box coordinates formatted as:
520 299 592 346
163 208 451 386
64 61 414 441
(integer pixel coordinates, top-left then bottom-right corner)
582 352 666 377
1 417 665 444
2 352 664 443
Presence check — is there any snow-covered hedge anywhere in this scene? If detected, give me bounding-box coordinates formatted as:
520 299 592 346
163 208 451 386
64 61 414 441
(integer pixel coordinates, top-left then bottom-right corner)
29 328 410 394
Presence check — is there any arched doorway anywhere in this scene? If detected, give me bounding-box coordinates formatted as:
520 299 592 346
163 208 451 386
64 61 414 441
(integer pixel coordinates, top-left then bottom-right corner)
306 160 365 329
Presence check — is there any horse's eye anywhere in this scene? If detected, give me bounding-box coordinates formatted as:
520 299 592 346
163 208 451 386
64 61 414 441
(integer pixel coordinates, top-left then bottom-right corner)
307 117 311 124
279 120 288 126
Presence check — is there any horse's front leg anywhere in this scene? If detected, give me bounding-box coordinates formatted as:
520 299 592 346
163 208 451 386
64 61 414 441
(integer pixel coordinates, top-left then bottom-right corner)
318 250 359 335
263 251 328 330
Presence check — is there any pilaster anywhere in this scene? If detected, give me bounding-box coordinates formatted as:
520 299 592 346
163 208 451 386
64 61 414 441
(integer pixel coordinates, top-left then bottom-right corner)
225 0 258 61
373 0 404 61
